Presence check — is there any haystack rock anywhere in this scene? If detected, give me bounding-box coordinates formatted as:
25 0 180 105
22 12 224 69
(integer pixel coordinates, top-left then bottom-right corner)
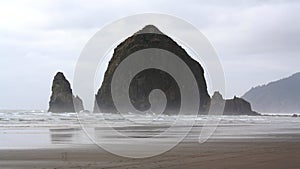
48 72 84 112
94 25 211 114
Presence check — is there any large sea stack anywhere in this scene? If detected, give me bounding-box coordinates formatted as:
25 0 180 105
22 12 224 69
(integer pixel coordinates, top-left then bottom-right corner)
48 72 84 112
93 25 259 116
94 25 211 114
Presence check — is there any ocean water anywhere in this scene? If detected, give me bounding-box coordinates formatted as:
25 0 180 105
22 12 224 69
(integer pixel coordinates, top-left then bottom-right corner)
0 110 300 149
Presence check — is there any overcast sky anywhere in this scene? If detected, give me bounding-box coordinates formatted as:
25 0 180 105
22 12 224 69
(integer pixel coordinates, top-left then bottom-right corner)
0 0 299 110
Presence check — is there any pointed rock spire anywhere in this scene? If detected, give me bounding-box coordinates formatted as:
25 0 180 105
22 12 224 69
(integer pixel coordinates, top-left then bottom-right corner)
48 72 84 112
135 24 164 35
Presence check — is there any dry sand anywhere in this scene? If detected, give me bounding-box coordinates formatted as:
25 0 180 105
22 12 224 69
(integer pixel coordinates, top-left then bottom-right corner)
0 139 299 169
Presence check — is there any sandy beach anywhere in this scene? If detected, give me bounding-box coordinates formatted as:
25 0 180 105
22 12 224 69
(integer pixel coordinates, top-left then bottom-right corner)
1 111 300 169
0 140 300 169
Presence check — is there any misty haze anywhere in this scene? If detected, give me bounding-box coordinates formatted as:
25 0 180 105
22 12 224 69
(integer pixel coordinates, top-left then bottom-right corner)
0 1 300 169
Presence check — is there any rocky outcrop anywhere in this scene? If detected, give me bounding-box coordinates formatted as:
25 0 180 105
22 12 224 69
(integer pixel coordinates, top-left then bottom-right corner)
225 97 259 116
94 25 211 114
92 25 259 116
48 72 84 112
211 92 259 116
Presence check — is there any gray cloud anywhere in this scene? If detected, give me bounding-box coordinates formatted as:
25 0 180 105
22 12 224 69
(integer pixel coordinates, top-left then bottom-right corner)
0 0 299 109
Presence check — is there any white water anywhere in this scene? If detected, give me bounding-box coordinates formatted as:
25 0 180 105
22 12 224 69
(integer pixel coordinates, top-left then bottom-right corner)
0 110 300 149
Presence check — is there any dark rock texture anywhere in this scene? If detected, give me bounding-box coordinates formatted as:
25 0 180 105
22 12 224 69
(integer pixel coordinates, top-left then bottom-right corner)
211 92 259 116
93 25 259 116
224 97 259 116
48 72 84 112
243 72 300 113
94 25 210 114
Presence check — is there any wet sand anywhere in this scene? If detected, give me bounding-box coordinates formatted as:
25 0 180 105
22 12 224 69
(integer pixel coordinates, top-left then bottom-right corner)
0 139 300 169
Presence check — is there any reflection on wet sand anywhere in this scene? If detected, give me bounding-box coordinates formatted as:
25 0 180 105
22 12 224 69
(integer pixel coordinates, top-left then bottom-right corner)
49 128 84 144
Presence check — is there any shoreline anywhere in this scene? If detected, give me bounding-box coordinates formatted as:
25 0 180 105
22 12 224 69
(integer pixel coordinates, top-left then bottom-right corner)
1 112 300 168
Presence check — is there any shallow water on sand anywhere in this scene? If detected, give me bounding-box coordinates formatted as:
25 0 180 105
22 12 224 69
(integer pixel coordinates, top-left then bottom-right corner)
0 110 300 149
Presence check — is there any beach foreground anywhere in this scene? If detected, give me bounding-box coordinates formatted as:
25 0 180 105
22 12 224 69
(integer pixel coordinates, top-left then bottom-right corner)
1 140 300 169
0 111 300 169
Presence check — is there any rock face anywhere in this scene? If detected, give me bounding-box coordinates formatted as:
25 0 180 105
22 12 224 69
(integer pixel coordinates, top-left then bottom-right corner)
224 97 259 116
94 25 211 114
211 92 259 116
243 72 300 114
48 72 84 112
93 25 259 116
